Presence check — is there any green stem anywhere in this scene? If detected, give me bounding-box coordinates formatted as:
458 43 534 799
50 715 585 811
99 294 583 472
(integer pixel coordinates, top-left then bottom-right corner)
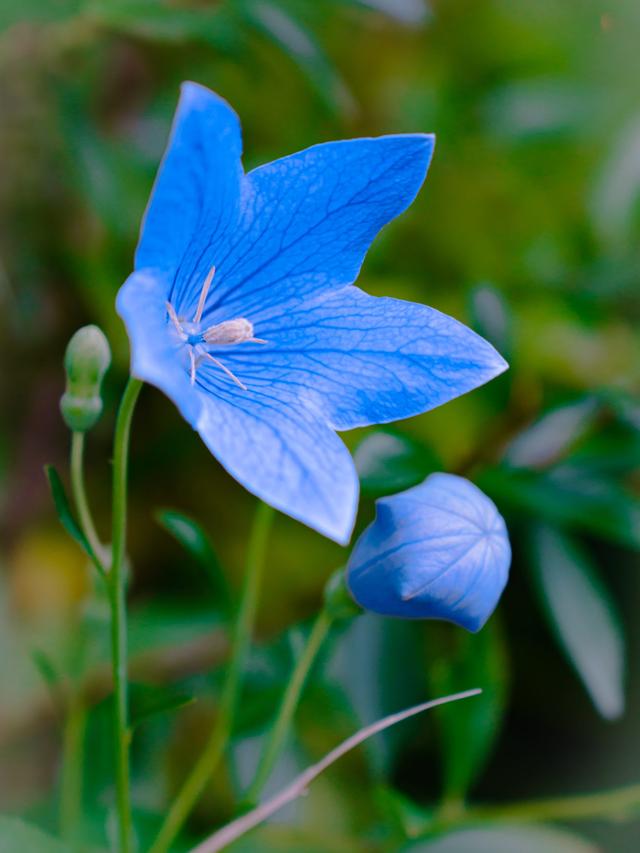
70 430 106 575
149 502 274 853
465 784 640 826
109 377 143 853
70 431 103 560
59 694 88 846
244 607 333 806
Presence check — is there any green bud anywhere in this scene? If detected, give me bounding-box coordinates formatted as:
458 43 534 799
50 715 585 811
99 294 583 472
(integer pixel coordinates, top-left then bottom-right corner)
60 325 111 432
323 568 362 622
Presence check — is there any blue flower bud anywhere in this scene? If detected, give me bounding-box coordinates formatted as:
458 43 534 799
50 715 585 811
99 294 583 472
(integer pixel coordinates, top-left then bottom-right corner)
346 473 511 632
60 325 111 432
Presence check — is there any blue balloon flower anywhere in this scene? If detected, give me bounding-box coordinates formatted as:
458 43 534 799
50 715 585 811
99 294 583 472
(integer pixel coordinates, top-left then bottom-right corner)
347 473 511 630
117 83 507 544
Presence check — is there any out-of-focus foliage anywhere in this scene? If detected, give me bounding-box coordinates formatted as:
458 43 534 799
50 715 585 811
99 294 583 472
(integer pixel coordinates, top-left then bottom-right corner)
2 0 640 850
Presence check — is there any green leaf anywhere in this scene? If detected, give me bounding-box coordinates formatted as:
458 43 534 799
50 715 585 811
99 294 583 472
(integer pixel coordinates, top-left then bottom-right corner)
468 283 513 359
31 648 61 690
425 618 508 801
0 817 69 852
128 682 195 731
503 397 599 470
354 429 440 497
240 0 354 114
128 602 223 659
0 0 82 30
338 0 429 25
86 0 237 49
376 787 434 840
530 525 625 719
590 113 640 250
402 824 598 852
155 509 229 607
479 465 640 550
44 465 103 574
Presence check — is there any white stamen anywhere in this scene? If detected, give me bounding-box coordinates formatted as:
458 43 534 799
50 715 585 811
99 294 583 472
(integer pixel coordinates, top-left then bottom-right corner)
201 352 248 391
165 274 263 391
166 301 186 340
193 265 216 324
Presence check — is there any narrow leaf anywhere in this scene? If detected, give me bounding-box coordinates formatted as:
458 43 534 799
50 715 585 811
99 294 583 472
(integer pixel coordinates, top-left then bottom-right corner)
155 509 229 606
241 0 354 114
403 824 598 852
504 397 599 470
468 283 513 359
425 618 509 801
31 648 61 690
530 525 625 719
479 465 640 551
342 0 429 25
354 429 439 497
128 682 195 731
44 465 104 574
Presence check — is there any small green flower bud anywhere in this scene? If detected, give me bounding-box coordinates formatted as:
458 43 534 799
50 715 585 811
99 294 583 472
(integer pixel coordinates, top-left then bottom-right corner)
323 568 362 622
60 325 111 432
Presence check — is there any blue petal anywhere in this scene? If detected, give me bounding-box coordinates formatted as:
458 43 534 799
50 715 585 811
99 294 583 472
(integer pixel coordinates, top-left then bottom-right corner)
195 386 359 544
135 82 244 284
116 269 202 427
346 473 511 631
203 285 508 430
173 133 434 320
118 271 357 542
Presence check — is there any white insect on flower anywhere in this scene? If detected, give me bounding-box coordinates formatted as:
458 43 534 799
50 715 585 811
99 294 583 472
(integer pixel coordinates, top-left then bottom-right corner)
165 266 267 390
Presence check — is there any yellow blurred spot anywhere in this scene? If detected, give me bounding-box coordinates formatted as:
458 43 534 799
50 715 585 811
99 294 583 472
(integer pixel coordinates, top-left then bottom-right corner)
9 527 90 620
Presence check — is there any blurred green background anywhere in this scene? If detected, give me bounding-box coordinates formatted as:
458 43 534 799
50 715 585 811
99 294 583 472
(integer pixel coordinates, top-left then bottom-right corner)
2 1 640 851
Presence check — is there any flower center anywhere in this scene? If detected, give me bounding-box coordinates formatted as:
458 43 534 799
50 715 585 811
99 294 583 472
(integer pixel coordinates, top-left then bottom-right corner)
166 266 266 390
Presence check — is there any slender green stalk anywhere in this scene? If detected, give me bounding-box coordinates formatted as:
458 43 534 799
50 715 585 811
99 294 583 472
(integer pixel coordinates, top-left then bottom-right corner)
59 694 88 845
150 502 274 853
70 430 104 565
465 783 640 826
109 377 143 853
244 607 333 806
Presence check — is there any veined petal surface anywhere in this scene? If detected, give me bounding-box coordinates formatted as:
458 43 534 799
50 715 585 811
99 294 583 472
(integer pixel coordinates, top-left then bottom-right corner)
196 386 359 544
202 286 508 430
118 83 509 543
135 82 244 284
190 134 435 322
346 473 511 631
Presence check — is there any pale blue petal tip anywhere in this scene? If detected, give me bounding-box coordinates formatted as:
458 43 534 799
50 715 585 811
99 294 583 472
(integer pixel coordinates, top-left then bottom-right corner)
346 473 511 631
117 82 508 542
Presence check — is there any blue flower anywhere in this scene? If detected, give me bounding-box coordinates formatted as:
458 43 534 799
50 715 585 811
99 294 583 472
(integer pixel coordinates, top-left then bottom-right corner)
117 83 507 544
346 473 511 631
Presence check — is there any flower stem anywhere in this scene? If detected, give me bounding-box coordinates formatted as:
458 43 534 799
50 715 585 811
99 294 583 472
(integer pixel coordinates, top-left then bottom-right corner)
465 784 640 826
149 502 274 853
59 693 88 845
70 430 106 573
109 377 143 853
244 607 333 806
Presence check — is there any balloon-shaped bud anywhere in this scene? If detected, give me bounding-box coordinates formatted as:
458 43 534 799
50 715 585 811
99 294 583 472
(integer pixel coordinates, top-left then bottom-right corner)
346 473 511 632
60 325 111 432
